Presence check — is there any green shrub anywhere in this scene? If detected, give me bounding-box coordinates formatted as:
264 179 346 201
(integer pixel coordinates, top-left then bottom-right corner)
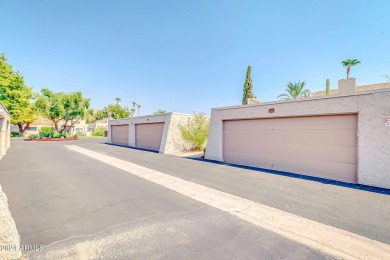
28 134 38 139
53 132 62 138
11 131 20 137
92 126 106 136
179 113 209 151
39 127 54 138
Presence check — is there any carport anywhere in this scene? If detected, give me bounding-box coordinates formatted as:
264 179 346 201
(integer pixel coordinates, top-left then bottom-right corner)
205 79 390 189
108 113 193 154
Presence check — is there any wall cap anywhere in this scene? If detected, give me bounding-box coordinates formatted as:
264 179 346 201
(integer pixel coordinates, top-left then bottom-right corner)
211 88 390 111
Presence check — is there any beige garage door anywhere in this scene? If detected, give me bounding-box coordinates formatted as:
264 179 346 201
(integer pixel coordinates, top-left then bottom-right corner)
135 123 165 151
223 114 357 183
111 125 129 146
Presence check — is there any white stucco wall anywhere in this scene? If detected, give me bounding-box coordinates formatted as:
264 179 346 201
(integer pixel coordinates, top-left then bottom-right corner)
108 113 195 154
0 103 10 159
161 113 193 154
205 89 390 189
0 119 6 158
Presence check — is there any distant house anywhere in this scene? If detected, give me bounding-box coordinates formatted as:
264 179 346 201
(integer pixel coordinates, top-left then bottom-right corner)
11 116 91 137
312 82 390 96
86 119 108 136
11 116 55 137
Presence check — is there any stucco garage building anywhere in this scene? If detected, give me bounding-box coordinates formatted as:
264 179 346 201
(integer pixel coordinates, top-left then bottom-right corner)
108 113 193 154
205 79 390 189
0 102 10 160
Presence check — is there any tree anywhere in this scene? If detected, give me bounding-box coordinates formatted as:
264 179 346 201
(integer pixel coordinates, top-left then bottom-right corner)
0 54 35 136
84 108 96 124
242 66 256 105
34 88 90 133
154 109 166 115
277 81 311 100
342 59 361 79
84 108 106 123
131 101 141 116
103 104 133 119
385 75 390 82
115 97 121 104
326 79 330 95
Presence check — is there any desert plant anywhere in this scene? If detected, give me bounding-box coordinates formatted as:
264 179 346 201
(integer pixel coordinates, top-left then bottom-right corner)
11 131 20 137
342 59 361 79
179 113 209 151
278 81 311 100
154 109 166 115
92 126 106 136
326 79 330 95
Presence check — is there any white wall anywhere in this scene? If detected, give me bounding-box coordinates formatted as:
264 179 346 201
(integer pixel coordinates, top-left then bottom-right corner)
0 103 10 159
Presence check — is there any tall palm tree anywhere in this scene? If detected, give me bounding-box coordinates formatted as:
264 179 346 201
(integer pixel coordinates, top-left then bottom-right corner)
136 104 141 116
342 59 360 79
277 81 311 100
115 98 121 104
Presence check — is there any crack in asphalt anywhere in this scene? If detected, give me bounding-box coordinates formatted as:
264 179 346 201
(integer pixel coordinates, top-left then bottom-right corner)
41 205 207 248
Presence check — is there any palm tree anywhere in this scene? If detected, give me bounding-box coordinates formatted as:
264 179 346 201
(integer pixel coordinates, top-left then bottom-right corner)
136 104 141 116
84 108 96 124
115 98 121 104
277 81 311 100
342 59 361 79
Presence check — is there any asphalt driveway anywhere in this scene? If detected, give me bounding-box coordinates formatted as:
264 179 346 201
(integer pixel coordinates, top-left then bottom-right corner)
1 138 389 259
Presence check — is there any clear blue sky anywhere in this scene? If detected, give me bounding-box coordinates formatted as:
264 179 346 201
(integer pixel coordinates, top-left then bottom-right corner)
1 1 389 115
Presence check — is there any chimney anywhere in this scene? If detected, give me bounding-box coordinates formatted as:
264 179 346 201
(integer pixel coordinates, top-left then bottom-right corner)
338 78 356 95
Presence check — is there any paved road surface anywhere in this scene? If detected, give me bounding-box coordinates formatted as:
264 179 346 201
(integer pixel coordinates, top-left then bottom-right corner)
0 138 389 259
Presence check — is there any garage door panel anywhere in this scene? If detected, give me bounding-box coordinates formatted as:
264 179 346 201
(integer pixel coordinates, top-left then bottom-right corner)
224 141 357 164
111 125 129 146
224 129 357 147
224 115 357 130
224 150 357 183
223 114 357 183
135 123 164 151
